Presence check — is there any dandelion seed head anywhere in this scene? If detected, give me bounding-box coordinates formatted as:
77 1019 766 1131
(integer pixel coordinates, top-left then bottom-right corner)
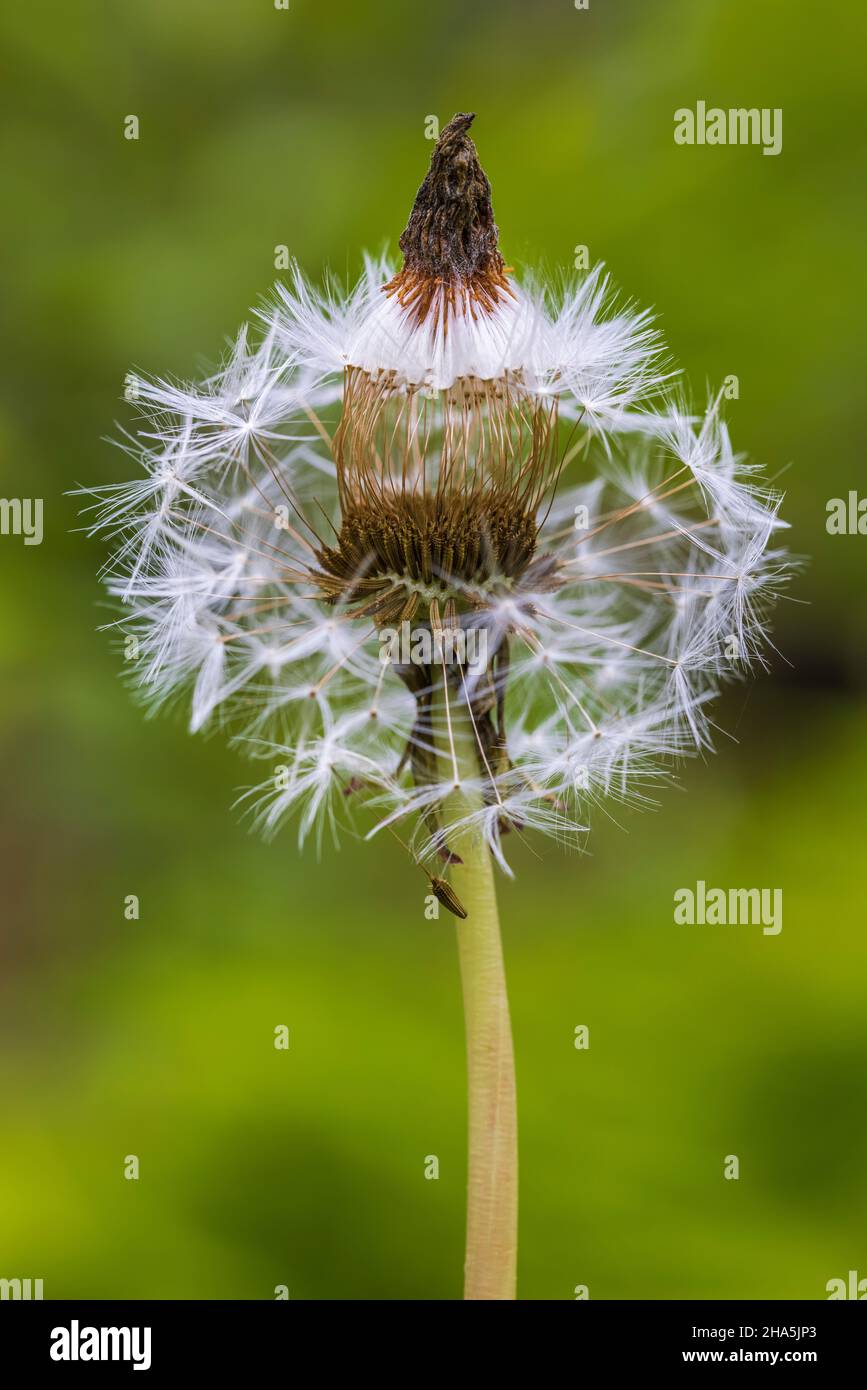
83 113 794 881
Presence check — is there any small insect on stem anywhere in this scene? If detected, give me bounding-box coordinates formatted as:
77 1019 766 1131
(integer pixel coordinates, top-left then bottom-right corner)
429 875 468 920
386 824 468 920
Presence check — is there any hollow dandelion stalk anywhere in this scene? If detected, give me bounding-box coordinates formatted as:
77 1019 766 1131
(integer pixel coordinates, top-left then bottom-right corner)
437 676 517 1299
81 113 793 1299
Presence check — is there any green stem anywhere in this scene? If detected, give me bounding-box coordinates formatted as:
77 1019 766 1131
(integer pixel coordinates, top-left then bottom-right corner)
434 675 518 1300
451 821 518 1299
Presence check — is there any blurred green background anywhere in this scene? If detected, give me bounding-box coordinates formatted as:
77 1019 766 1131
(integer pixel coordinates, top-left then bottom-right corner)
1 0 865 1299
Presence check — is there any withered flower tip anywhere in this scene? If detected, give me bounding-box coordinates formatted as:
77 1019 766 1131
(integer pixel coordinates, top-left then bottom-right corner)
387 112 512 329
399 112 502 282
